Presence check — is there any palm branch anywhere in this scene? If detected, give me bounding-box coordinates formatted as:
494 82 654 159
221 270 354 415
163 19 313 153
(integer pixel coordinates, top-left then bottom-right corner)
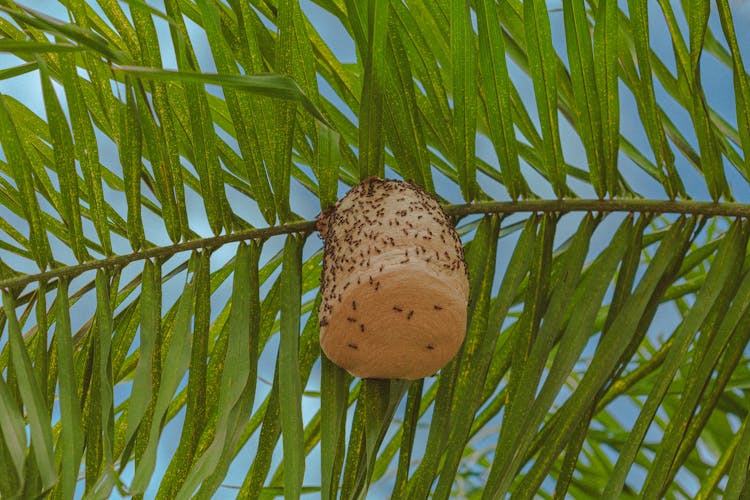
0 0 749 498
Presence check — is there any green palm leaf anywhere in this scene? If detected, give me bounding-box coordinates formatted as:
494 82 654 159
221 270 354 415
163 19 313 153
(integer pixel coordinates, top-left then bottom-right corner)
1 0 749 497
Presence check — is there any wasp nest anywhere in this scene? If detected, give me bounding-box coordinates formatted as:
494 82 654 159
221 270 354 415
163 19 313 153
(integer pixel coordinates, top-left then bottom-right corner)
318 177 469 380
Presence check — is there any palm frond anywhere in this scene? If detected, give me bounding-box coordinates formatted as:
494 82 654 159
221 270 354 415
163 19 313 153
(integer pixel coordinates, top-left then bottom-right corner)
0 0 749 498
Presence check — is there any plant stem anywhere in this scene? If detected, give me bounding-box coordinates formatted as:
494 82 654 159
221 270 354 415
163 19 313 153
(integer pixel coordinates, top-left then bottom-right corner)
444 198 750 218
1 198 747 290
